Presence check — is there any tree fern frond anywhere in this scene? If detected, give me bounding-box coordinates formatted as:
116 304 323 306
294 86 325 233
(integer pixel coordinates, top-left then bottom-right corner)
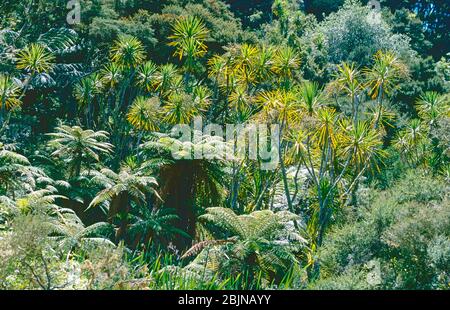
200 207 247 239
181 239 234 259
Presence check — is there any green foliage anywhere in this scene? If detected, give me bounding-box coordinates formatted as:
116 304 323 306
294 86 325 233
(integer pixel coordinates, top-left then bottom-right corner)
110 35 146 68
127 96 161 131
0 75 21 110
47 125 113 178
0 0 448 291
175 207 307 288
88 10 157 52
314 172 449 289
319 1 414 67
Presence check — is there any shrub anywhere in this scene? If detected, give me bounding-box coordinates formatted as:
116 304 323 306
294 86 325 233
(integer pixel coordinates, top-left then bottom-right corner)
314 171 449 289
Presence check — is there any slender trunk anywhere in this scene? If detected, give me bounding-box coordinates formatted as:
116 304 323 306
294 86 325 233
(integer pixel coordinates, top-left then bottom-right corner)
231 162 239 210
136 130 144 160
255 168 279 209
0 99 5 131
279 115 293 212
74 150 82 178
374 85 383 129
291 161 303 203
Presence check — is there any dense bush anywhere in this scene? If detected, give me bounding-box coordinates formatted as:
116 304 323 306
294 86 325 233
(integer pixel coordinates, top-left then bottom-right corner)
0 0 448 291
314 172 449 289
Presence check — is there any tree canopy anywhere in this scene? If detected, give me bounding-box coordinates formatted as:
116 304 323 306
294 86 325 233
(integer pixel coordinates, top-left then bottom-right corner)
0 0 448 291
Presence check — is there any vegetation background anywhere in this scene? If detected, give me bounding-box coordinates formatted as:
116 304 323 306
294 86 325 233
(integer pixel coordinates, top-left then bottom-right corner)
0 0 448 290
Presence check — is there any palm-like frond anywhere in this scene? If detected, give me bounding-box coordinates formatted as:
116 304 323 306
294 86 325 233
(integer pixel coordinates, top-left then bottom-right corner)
110 35 145 68
364 50 409 99
0 74 21 110
191 207 306 283
100 62 123 89
154 63 181 96
314 107 338 148
130 207 186 246
2 184 65 217
339 120 386 171
74 73 103 106
47 125 113 177
328 62 362 97
255 89 297 123
88 165 159 214
181 239 234 259
416 91 448 127
16 43 55 74
169 16 209 68
127 96 161 131
232 44 258 71
0 143 49 194
48 125 112 160
296 81 326 116
163 92 200 125
136 61 157 92
207 54 231 84
200 207 247 238
50 217 115 252
37 28 79 54
0 143 29 164
272 46 300 79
